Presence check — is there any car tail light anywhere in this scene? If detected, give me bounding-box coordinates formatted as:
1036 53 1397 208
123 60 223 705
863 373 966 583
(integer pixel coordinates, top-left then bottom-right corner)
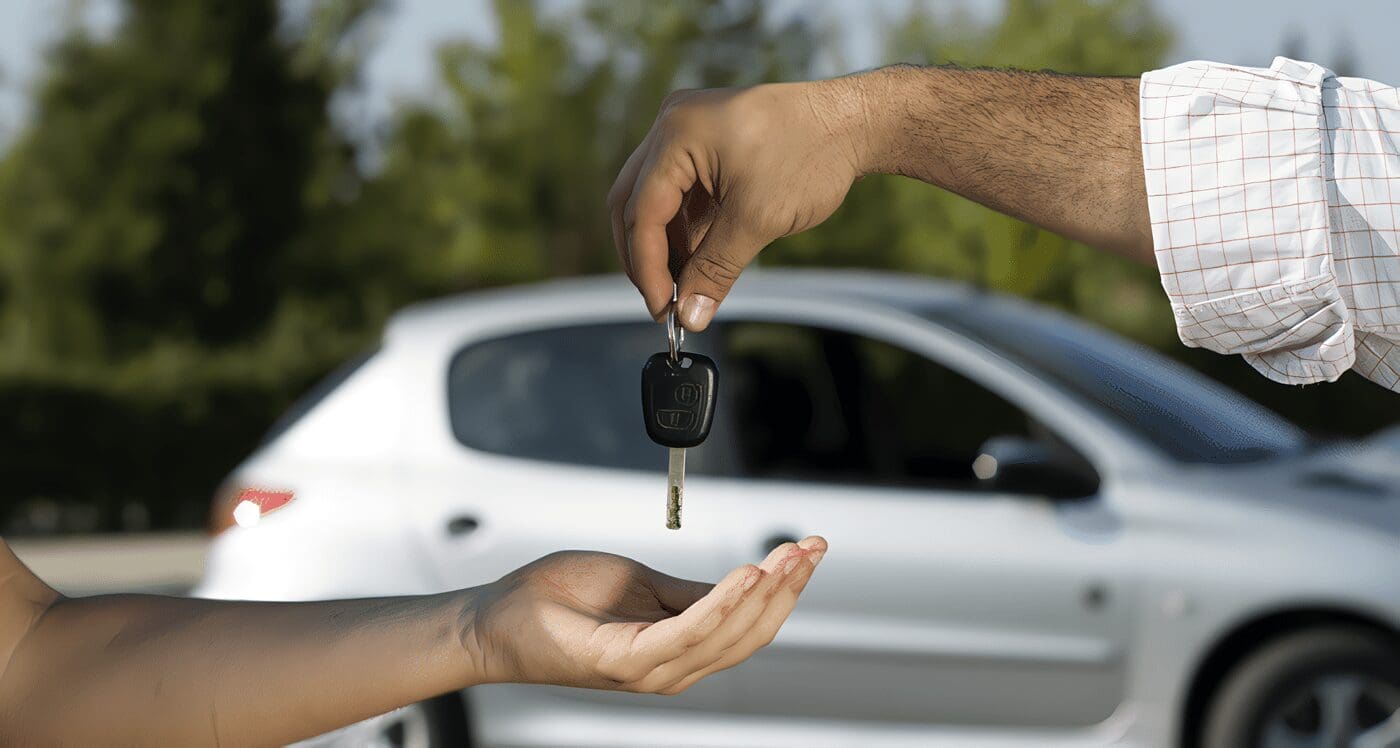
208 483 295 535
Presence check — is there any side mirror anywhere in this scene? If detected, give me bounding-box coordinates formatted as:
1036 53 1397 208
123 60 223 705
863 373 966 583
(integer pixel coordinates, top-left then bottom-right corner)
973 436 1098 500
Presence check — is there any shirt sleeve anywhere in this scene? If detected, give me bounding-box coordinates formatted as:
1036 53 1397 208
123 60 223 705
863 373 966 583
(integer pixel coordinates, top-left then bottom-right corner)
1139 57 1355 386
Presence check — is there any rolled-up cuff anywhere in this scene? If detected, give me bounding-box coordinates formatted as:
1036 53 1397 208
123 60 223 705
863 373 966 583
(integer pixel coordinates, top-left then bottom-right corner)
1140 57 1355 386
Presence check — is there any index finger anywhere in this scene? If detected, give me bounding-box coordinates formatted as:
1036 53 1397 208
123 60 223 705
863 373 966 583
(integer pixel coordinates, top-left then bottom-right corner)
658 548 824 695
608 129 657 282
643 566 715 615
625 562 760 666
623 143 697 319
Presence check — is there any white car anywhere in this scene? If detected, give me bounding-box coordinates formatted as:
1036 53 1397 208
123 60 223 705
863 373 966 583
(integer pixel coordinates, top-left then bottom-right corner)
197 271 1400 748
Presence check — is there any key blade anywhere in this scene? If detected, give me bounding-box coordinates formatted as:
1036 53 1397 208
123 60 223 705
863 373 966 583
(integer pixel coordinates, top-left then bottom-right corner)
666 447 684 530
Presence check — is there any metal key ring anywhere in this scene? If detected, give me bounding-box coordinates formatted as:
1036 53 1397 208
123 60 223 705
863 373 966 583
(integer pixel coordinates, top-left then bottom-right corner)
667 305 684 361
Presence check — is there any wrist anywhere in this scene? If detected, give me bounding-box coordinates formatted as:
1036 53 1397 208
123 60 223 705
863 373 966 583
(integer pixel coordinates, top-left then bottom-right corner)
795 75 880 178
835 65 951 181
808 67 910 178
449 587 492 687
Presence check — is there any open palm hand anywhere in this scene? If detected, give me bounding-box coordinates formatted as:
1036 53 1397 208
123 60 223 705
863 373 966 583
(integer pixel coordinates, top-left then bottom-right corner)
469 536 826 694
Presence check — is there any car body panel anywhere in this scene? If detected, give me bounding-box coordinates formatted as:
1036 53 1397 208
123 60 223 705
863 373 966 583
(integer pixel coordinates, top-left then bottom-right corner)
196 271 1400 747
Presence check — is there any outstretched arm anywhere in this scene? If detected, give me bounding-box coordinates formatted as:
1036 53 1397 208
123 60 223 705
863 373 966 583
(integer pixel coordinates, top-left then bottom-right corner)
610 65 1152 330
0 536 825 746
862 67 1151 263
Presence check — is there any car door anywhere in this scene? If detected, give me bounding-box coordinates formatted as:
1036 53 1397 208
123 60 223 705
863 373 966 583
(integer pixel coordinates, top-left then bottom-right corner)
398 320 740 712
708 320 1133 729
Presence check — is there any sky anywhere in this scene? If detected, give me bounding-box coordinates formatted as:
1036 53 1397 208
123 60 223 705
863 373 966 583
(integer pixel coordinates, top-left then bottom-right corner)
2 0 1398 145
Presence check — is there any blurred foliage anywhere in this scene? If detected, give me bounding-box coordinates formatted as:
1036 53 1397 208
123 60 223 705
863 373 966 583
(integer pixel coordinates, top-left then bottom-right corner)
311 0 820 301
0 0 370 530
0 0 1395 532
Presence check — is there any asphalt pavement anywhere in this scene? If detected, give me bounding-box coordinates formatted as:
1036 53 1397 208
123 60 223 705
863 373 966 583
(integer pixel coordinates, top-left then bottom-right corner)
8 532 207 596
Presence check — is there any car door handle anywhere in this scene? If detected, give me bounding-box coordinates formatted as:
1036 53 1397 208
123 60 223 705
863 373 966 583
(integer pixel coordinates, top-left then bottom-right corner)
446 515 480 537
762 533 800 552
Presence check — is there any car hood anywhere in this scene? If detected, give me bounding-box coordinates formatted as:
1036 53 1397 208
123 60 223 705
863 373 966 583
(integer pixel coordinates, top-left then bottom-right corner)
1250 426 1400 537
1347 424 1400 475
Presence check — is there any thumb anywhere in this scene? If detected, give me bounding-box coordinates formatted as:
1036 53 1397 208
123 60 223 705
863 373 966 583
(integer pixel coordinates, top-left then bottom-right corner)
675 212 765 332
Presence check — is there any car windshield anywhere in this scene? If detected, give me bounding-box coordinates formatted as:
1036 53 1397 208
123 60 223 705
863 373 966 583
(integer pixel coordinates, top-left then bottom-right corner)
927 299 1309 464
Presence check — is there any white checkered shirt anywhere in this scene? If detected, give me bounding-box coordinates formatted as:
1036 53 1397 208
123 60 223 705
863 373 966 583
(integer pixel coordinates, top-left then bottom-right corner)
1140 57 1400 391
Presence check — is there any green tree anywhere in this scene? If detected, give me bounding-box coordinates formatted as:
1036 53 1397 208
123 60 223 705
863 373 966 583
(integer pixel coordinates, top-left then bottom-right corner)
0 1 362 368
0 0 375 530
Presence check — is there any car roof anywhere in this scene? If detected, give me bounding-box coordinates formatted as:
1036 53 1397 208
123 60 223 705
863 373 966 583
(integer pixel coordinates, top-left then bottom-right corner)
386 268 1005 341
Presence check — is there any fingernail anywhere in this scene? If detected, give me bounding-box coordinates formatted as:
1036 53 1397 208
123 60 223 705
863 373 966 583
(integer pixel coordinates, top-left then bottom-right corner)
781 554 803 574
679 294 716 331
742 567 762 590
810 550 825 565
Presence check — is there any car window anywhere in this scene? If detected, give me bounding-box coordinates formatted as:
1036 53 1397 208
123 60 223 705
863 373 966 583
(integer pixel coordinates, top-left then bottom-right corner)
717 321 1078 492
447 323 727 473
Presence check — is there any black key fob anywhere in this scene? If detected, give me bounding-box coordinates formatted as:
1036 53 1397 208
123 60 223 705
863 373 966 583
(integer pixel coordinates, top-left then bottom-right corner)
641 352 718 449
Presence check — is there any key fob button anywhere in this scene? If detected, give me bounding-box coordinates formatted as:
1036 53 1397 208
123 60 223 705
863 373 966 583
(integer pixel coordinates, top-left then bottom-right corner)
641 352 718 449
656 408 695 431
674 382 700 405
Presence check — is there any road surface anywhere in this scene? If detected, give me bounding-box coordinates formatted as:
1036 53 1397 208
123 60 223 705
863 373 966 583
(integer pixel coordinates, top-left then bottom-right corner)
8 532 207 596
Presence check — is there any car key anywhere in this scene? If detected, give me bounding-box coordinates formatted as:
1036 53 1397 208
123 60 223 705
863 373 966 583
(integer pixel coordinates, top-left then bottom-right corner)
641 306 718 529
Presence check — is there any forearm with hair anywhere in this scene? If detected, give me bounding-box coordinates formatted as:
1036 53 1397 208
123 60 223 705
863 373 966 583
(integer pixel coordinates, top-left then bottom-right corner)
850 65 1153 263
0 589 484 746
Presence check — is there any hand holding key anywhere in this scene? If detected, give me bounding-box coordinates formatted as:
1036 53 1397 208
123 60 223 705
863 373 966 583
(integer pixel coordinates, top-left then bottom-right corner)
609 81 867 331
